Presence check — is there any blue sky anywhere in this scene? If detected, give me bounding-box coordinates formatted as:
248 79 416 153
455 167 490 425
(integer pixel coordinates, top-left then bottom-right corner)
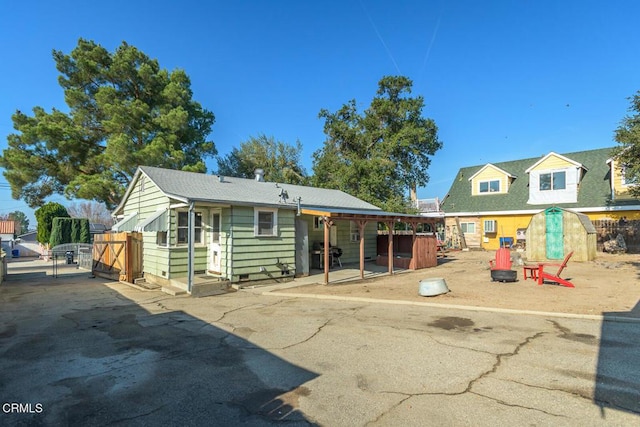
1 0 639 227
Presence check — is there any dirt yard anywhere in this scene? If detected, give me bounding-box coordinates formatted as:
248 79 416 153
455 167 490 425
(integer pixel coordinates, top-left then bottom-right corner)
278 250 640 318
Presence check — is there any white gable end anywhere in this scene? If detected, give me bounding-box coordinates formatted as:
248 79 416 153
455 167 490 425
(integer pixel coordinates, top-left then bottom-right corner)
528 166 579 204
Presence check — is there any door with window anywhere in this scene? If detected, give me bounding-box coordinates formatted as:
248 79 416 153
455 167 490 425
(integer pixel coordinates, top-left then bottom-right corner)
209 211 221 273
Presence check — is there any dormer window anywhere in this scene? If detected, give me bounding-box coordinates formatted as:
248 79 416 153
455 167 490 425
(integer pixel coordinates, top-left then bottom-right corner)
526 152 583 205
621 166 637 186
479 180 500 193
539 171 566 191
468 164 514 196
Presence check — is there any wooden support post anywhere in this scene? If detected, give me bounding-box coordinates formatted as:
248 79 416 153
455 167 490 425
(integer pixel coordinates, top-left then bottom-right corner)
410 221 418 269
386 220 395 275
357 220 368 279
323 217 332 285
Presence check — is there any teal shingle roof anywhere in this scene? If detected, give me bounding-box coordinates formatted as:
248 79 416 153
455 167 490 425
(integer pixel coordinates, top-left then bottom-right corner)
441 147 637 214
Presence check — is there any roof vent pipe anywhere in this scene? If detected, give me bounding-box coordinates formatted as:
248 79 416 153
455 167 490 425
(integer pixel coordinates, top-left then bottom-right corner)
218 175 224 183
254 168 265 182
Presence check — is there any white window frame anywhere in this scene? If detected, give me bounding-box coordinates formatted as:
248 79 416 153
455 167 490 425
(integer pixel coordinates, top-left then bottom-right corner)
254 208 278 237
313 216 323 230
176 211 203 245
484 220 496 234
156 231 168 246
539 170 566 191
621 166 637 186
350 221 360 242
460 222 475 234
479 179 500 194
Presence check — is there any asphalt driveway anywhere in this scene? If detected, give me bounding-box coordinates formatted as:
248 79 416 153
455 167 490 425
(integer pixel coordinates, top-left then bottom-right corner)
1 259 639 425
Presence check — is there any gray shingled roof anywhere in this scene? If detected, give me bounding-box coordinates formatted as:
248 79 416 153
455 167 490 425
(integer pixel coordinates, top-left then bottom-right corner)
441 147 638 214
136 166 382 212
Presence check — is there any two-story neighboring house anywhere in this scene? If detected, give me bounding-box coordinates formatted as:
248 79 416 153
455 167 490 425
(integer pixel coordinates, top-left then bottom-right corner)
440 147 640 250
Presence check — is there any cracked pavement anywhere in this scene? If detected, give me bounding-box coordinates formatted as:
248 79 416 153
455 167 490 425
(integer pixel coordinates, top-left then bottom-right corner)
1 261 639 426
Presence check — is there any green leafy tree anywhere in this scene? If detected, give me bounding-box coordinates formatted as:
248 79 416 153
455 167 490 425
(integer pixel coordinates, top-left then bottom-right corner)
216 134 307 184
614 90 640 198
34 202 69 245
311 76 442 212
0 211 29 234
0 38 216 210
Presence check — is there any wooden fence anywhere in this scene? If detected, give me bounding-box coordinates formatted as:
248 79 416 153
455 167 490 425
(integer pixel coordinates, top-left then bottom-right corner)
376 233 438 269
592 219 640 253
92 232 143 283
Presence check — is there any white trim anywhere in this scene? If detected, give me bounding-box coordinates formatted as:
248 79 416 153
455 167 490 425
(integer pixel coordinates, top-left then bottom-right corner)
478 178 501 194
621 166 637 187
176 210 204 246
112 212 138 232
170 202 189 209
444 205 640 217
467 163 515 181
254 207 278 237
134 208 168 232
525 151 584 173
459 222 476 234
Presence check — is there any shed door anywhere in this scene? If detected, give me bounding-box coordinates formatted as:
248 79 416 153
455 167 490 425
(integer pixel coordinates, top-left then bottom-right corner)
545 208 564 259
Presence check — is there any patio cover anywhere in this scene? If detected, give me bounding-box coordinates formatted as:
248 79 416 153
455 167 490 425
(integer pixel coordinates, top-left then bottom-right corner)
300 206 439 284
134 209 168 232
111 212 138 232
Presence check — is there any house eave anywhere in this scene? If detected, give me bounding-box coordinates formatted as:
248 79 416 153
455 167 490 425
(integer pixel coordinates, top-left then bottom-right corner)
444 204 640 217
525 151 585 173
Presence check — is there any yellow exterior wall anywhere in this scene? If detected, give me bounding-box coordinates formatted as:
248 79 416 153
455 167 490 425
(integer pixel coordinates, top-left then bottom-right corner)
471 166 509 195
530 155 574 171
609 159 634 200
479 210 640 251
583 211 640 221
480 214 533 250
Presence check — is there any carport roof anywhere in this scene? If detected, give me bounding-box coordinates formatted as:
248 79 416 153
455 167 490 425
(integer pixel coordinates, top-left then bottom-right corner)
301 206 439 223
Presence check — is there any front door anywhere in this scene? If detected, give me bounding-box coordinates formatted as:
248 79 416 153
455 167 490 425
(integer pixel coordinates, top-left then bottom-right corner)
209 211 221 273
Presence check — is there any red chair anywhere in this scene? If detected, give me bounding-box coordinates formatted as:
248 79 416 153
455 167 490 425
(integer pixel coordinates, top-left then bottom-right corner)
489 248 512 270
523 251 574 288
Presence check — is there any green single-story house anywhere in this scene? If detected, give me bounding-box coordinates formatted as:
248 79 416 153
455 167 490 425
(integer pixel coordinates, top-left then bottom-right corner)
111 166 436 292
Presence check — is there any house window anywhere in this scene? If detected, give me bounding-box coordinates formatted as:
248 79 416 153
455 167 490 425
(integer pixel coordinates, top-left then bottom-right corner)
460 222 475 234
479 180 500 193
350 221 360 242
254 208 278 237
313 216 323 230
621 166 637 186
211 213 220 241
484 220 496 233
539 171 566 191
156 231 167 246
177 211 203 244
